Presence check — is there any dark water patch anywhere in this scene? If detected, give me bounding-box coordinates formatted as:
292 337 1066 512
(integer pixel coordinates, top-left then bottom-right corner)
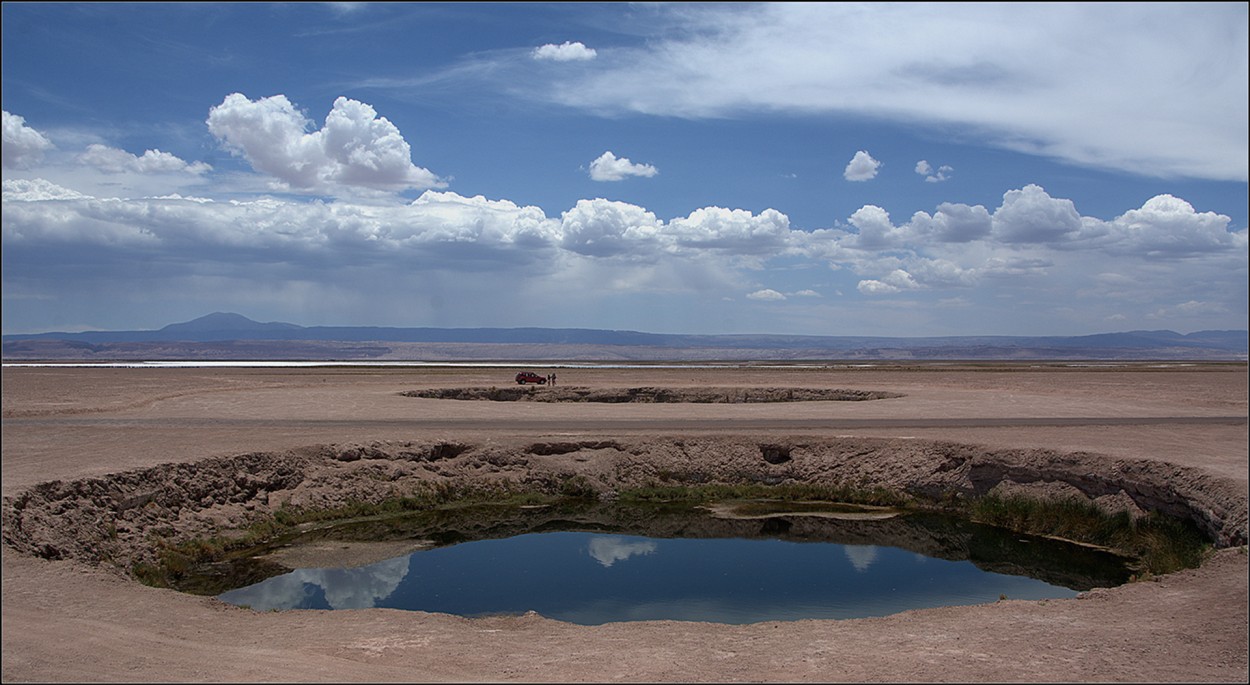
187 500 1136 623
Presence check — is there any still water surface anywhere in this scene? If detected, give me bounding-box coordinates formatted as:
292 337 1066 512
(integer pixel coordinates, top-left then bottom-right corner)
215 510 1126 624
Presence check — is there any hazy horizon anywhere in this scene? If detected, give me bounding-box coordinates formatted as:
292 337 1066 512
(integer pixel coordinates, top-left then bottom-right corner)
5 310 1246 341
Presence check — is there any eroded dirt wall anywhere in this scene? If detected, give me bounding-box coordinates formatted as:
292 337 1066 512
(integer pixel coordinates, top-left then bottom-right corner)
2 436 1246 576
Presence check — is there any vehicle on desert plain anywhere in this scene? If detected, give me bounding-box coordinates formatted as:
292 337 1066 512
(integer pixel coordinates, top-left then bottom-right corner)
515 371 547 385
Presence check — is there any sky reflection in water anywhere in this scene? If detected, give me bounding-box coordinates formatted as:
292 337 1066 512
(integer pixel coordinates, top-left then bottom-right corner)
218 532 1077 624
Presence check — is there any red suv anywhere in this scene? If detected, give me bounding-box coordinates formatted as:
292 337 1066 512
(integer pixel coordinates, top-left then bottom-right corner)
515 372 547 385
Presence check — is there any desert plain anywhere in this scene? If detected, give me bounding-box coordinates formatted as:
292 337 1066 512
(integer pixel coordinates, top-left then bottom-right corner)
2 361 1247 682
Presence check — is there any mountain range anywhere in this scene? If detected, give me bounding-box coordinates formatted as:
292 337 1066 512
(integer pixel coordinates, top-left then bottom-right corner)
3 312 1246 361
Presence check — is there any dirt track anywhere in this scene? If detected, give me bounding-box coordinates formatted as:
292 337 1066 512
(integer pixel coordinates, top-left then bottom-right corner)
2 363 1247 682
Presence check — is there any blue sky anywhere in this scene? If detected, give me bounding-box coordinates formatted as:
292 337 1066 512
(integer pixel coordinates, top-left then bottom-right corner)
2 2 1246 337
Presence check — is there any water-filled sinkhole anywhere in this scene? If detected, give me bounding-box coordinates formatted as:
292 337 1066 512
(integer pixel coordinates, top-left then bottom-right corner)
186 499 1138 625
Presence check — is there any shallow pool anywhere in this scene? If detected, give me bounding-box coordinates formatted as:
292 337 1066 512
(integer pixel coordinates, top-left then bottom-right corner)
207 501 1133 624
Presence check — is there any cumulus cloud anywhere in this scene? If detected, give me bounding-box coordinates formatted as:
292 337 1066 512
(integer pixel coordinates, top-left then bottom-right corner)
2 111 54 170
206 93 443 194
908 203 992 243
991 184 1083 243
915 160 952 182
532 41 598 61
843 150 881 181
846 205 901 249
78 144 211 175
559 197 663 256
666 206 791 254
1084 194 1241 257
588 151 658 181
403 190 560 254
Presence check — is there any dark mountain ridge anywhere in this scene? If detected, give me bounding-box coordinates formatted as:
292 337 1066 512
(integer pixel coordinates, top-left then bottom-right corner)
3 313 1246 361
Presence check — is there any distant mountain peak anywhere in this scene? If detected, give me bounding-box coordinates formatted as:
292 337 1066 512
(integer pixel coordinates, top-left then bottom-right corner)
160 312 301 332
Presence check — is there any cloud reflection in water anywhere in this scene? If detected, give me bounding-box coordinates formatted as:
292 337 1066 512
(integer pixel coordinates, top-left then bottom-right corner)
587 536 658 567
218 555 410 610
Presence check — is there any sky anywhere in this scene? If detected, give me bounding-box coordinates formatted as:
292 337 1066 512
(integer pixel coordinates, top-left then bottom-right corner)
2 2 1247 337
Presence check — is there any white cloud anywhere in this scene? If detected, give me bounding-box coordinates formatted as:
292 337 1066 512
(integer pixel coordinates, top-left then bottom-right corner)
405 190 560 253
907 203 992 243
559 197 663 256
533 41 598 61
846 205 903 249
915 160 952 182
747 288 786 301
1081 194 1241 257
2 111 54 170
857 270 920 295
78 144 211 175
666 206 791 254
991 184 1083 244
2 178 89 202
906 258 978 288
588 151 658 181
206 93 443 195
524 4 1248 181
843 150 881 182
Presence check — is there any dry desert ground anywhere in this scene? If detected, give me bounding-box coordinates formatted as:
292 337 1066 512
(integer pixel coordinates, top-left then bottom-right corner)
2 362 1247 682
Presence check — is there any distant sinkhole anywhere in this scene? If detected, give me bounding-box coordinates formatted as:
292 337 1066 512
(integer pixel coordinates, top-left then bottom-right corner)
187 500 1134 625
401 386 906 403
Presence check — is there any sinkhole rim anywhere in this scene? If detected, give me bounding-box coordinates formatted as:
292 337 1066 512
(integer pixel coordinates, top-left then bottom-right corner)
2 434 1241 613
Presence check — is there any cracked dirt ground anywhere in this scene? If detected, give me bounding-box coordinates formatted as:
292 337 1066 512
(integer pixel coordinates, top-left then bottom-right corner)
2 363 1247 682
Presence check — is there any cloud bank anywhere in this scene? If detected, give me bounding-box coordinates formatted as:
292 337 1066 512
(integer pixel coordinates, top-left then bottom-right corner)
5 175 1242 322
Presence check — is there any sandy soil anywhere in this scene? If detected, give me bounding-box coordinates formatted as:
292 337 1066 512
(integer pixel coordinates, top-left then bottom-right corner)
2 363 1247 682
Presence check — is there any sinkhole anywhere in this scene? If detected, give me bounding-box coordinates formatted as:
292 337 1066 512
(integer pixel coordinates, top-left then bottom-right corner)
183 499 1139 625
